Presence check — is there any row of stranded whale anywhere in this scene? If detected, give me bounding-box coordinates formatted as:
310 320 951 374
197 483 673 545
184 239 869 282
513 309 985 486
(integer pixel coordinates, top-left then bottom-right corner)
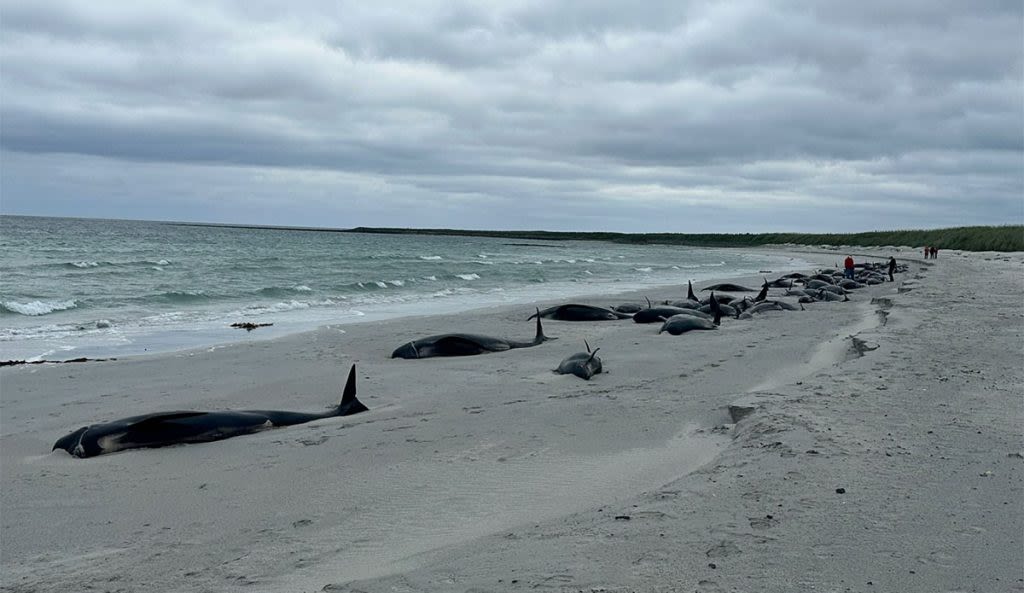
53 261 903 458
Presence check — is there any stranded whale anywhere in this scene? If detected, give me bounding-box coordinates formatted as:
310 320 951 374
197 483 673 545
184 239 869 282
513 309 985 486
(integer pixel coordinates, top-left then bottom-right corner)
555 340 603 380
528 304 633 321
392 311 554 359
53 365 368 458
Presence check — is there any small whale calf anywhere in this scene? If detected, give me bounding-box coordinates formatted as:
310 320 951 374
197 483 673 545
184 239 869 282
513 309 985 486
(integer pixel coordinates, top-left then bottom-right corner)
53 365 368 458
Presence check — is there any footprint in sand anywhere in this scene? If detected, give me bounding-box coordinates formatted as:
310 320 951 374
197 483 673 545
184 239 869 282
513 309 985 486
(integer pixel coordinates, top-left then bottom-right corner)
706 540 742 558
530 573 574 588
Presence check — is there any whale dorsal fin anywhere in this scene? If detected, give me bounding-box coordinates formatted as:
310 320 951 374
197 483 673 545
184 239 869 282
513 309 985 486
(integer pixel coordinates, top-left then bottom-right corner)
533 309 553 344
338 364 368 416
341 364 357 406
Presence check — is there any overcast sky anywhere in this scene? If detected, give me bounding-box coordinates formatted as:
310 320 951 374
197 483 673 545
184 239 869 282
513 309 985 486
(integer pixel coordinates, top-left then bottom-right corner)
1 1 1021 233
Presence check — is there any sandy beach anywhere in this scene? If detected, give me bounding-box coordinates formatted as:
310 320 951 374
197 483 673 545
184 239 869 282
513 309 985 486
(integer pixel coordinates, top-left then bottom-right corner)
1 246 1021 593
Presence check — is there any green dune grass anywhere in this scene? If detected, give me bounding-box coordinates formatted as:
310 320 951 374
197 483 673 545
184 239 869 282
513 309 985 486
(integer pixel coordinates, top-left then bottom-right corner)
348 225 1024 252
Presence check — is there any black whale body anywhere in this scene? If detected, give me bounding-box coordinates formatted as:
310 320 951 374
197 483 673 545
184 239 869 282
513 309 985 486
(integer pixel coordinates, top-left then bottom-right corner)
392 312 553 359
528 304 632 321
555 341 603 380
53 365 367 458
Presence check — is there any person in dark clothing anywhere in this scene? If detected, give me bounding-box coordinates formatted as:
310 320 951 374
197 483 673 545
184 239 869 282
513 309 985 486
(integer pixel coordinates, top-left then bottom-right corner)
930 246 938 259
888 256 897 281
924 246 930 259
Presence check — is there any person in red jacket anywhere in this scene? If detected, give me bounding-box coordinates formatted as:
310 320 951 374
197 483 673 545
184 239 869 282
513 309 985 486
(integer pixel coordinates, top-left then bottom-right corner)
844 255 855 279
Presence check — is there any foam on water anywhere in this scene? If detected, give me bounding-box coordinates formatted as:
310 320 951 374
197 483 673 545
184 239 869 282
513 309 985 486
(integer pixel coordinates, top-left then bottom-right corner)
1 299 78 316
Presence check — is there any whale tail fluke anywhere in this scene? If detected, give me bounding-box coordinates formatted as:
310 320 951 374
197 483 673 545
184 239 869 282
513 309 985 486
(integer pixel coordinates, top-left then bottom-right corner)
337 364 369 416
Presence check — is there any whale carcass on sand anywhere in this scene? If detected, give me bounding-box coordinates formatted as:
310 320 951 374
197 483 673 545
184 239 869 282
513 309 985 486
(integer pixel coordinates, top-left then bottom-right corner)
392 310 554 359
53 365 368 458
555 340 604 380
528 304 633 321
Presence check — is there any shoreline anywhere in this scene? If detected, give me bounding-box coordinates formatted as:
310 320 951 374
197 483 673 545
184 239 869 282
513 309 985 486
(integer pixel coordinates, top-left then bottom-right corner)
2 246 820 363
2 246 1020 592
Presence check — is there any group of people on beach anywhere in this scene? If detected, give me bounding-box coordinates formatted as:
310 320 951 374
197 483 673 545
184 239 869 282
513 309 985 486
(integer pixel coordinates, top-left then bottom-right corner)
924 246 939 259
844 254 899 282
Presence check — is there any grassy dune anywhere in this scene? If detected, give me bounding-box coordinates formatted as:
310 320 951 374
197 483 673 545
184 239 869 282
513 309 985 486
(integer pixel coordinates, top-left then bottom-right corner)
349 225 1024 252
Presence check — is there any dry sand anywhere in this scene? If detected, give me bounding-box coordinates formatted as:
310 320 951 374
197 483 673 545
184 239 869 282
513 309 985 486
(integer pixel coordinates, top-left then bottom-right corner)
1 247 1022 593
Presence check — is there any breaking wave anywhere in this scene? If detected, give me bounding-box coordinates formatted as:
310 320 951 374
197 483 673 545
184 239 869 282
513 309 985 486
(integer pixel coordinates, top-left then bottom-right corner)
1 299 78 316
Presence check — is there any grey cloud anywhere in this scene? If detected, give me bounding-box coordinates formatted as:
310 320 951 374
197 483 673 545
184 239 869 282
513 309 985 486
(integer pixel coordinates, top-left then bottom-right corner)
0 0 1020 232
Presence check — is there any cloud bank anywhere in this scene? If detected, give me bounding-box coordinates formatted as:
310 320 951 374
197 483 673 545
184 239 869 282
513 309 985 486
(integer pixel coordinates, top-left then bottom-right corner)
2 0 1021 232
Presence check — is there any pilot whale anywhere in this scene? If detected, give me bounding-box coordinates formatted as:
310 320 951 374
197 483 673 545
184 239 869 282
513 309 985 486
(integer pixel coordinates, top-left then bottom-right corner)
391 311 554 359
528 304 632 321
555 340 603 380
53 365 368 458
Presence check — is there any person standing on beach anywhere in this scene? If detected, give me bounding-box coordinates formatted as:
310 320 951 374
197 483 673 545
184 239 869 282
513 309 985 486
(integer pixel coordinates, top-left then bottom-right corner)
844 255 855 280
924 246 930 259
888 256 897 282
931 246 938 259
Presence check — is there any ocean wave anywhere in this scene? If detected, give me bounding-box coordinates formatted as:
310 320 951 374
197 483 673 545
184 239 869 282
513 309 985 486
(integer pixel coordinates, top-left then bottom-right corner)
419 255 443 260
61 259 171 269
635 267 653 273
156 290 211 303
257 285 314 297
236 299 340 315
353 280 411 290
0 320 116 342
1 299 78 316
456 273 481 281
423 275 438 281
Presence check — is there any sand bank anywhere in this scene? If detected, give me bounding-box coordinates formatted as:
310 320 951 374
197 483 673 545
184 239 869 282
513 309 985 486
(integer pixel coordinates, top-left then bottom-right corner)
1 247 1021 592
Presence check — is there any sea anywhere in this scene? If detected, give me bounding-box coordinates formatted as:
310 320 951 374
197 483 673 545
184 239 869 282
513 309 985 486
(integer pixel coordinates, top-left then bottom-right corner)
0 216 813 361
